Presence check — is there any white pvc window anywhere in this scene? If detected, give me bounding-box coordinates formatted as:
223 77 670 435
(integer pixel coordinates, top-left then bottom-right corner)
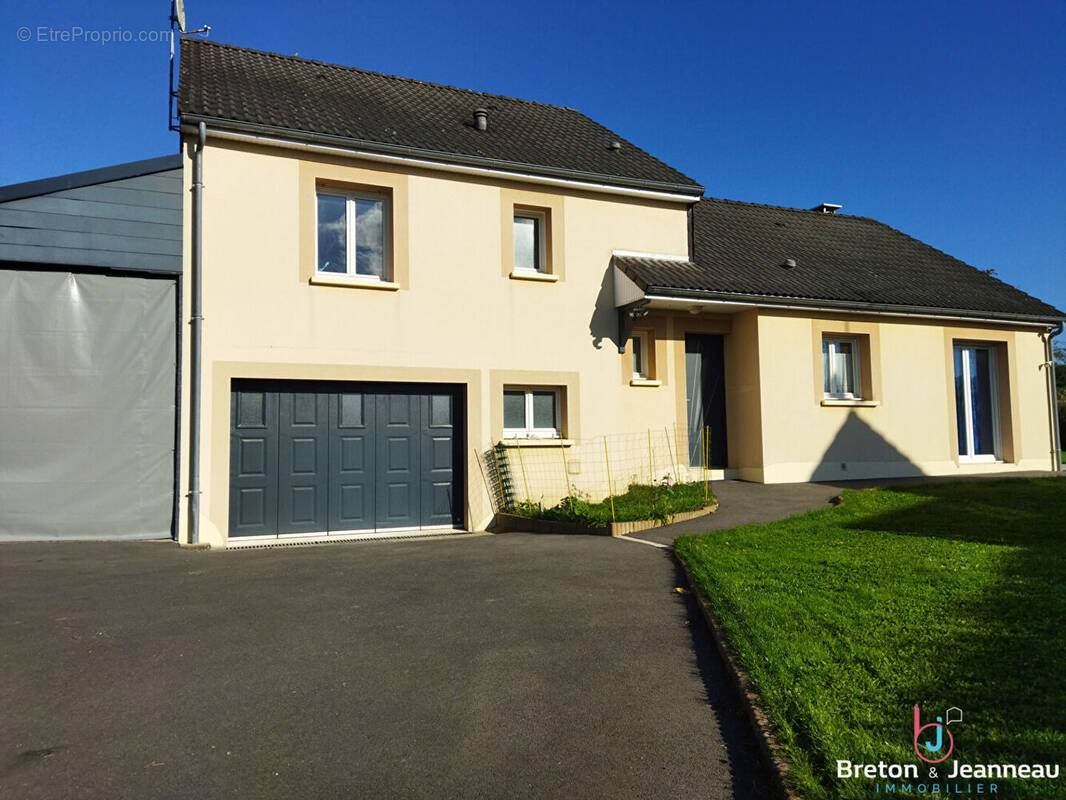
316 190 389 280
954 344 1001 462
513 211 547 273
632 331 649 380
823 337 861 399
503 387 560 439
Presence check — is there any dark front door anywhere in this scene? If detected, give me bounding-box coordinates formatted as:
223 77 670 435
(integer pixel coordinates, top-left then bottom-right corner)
685 334 728 469
229 381 463 537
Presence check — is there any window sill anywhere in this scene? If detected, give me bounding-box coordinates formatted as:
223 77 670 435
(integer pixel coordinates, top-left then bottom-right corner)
629 378 662 387
501 438 573 448
821 398 880 407
311 274 400 291
509 270 560 283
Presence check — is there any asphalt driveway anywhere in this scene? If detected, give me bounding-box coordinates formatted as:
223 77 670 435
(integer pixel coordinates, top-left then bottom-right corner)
0 533 768 800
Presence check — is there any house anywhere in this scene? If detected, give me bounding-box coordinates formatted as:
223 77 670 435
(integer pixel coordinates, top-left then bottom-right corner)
166 38 1062 548
0 156 182 541
1 40 1059 545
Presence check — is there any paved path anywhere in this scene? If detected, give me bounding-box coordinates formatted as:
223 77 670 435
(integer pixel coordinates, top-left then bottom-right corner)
637 479 841 544
0 535 769 800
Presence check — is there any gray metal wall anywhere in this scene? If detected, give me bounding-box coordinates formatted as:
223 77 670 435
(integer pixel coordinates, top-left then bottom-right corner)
0 156 181 273
0 270 176 540
0 156 182 540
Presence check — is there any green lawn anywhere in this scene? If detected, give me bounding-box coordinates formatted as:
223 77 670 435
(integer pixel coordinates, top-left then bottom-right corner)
675 478 1066 799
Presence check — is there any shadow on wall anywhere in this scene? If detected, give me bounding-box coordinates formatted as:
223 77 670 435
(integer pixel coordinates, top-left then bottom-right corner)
589 265 616 350
809 410 925 481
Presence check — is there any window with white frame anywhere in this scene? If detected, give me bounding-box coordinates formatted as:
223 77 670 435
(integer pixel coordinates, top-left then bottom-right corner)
503 387 561 439
822 336 861 399
316 189 390 280
632 331 649 380
513 210 547 273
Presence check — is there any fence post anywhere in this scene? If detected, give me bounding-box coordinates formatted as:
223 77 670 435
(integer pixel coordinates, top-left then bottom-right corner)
665 426 679 484
648 428 654 484
514 439 532 507
704 425 710 503
673 422 682 483
559 439 575 512
603 437 616 522
475 448 497 514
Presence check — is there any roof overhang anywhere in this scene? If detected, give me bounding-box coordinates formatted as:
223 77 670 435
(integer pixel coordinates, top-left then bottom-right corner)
613 263 1064 329
179 116 705 203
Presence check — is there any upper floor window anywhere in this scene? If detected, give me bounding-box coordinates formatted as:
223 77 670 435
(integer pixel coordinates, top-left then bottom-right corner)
822 336 861 399
317 189 389 280
513 210 547 273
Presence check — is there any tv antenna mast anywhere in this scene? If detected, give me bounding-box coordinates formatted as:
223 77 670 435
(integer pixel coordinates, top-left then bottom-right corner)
169 0 211 131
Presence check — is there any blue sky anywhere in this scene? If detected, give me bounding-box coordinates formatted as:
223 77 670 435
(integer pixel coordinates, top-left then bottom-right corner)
2 0 1063 312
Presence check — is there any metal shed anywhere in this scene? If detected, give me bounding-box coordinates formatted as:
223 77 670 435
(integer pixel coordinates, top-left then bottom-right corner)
0 156 182 540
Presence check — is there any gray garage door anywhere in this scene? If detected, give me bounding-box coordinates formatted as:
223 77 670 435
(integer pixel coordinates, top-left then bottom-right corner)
229 381 463 537
0 269 176 540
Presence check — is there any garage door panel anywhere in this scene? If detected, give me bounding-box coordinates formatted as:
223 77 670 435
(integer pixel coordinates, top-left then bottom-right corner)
277 392 328 534
237 438 267 476
430 437 453 470
376 393 419 529
292 392 318 425
429 393 452 427
288 485 320 524
420 393 459 528
329 392 374 531
338 392 364 427
229 389 279 537
289 437 319 473
236 390 266 428
237 488 268 527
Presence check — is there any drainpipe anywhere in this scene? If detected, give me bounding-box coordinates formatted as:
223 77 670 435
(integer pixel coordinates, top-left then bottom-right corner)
187 121 206 543
1047 322 1063 473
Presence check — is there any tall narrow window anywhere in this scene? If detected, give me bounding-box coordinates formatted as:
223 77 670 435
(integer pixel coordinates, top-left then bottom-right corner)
513 211 546 273
316 189 389 280
632 331 648 380
954 344 1000 461
822 337 861 399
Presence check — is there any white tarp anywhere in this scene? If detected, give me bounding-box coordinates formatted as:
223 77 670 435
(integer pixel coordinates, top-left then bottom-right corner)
0 270 176 540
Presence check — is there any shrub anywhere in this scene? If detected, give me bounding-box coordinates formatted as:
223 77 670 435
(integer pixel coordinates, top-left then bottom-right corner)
514 477 714 527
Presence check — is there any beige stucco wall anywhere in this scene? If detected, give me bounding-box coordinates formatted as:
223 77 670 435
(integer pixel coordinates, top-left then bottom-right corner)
176 136 1058 546
753 310 1056 483
178 137 693 546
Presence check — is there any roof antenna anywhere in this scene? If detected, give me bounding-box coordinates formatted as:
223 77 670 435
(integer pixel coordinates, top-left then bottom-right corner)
169 0 211 132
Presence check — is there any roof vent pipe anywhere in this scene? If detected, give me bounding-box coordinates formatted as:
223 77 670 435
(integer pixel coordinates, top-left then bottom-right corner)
473 108 488 131
812 203 842 214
